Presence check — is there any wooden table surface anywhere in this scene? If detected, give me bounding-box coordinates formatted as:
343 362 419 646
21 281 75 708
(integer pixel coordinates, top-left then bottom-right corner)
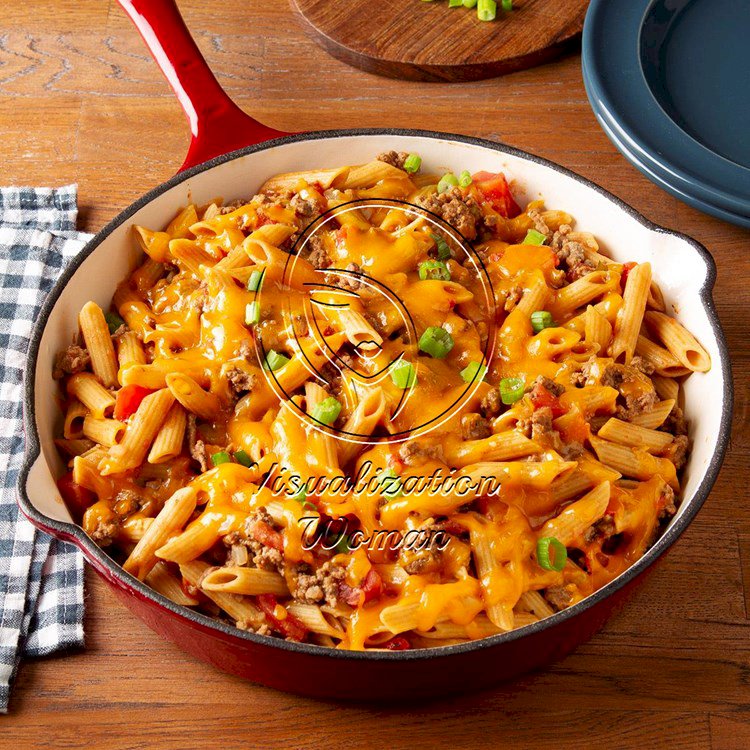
2 1 748 747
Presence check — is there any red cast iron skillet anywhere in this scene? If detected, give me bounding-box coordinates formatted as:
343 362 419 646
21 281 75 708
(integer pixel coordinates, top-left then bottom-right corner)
16 0 733 700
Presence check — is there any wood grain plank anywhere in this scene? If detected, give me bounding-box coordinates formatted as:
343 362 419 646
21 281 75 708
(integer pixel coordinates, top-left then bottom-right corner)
710 713 750 750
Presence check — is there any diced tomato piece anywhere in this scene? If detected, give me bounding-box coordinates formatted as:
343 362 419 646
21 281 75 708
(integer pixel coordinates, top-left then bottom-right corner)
338 568 382 608
339 582 363 608
441 520 467 536
361 569 382 604
620 261 637 292
56 471 96 519
472 171 522 218
529 383 566 418
247 519 284 551
113 385 154 421
255 212 274 228
257 594 308 641
383 636 411 650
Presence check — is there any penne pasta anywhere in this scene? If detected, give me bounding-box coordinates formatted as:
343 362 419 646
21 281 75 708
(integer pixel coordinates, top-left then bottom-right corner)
610 262 651 364
645 311 711 372
79 301 119 387
123 487 198 579
66 373 115 418
148 403 187 464
200 566 289 596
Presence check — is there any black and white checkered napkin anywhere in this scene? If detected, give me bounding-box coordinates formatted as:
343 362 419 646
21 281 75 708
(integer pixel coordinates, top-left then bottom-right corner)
0 186 89 712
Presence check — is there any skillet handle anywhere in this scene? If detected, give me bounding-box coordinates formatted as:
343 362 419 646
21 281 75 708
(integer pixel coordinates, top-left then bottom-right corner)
117 0 289 172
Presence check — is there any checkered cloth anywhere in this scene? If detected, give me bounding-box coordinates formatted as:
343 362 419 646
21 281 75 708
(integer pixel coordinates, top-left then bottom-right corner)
0 186 90 712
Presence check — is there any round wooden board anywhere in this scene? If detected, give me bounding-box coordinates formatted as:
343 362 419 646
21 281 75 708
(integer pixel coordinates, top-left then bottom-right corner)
292 0 588 82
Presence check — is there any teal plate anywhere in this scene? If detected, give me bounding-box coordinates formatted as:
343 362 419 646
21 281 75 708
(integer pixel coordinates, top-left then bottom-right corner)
583 0 750 227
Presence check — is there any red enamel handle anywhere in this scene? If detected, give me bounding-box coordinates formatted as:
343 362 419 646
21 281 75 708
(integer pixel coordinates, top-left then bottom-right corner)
117 0 289 172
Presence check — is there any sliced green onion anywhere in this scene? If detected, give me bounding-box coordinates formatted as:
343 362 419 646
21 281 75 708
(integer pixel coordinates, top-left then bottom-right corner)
501 0 513 10
291 485 309 505
403 153 422 174
418 259 451 281
449 0 463 7
380 469 403 499
463 0 478 6
460 361 487 383
537 537 567 571
458 169 473 187
499 376 525 404
245 301 260 326
390 359 417 389
264 349 290 371
477 0 497 21
523 229 547 246
104 311 125 334
233 449 253 468
311 396 342 426
430 232 451 260
334 534 351 555
211 451 231 466
530 310 554 333
419 326 454 359
437 173 459 193
247 269 265 292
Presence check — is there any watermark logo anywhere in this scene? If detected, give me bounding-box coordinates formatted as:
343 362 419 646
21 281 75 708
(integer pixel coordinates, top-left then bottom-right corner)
254 199 496 445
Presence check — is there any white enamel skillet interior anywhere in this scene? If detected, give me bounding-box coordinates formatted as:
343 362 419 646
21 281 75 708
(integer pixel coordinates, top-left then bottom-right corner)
19 129 733 659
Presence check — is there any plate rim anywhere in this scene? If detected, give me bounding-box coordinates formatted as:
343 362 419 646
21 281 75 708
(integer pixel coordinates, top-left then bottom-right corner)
583 0 750 220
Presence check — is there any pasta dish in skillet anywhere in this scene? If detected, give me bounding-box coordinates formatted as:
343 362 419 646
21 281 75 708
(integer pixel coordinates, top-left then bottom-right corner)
53 151 710 649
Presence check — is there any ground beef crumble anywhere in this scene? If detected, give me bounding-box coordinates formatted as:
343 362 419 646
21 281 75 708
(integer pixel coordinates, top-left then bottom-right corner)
531 375 565 398
224 508 285 573
500 285 523 313
306 234 331 269
376 151 410 170
329 262 364 291
187 413 208 473
112 489 142 516
630 355 655 376
398 441 441 466
225 368 257 396
290 191 319 219
461 413 492 441
90 518 118 547
527 207 550 237
290 561 345 607
666 434 689 470
545 585 573 611
480 388 503 419
661 405 688 436
53 344 90 379
551 223 595 281
517 406 562 451
601 364 626 390
583 515 616 545
559 441 584 460
601 364 659 420
617 390 659 420
416 187 483 240
659 484 677 518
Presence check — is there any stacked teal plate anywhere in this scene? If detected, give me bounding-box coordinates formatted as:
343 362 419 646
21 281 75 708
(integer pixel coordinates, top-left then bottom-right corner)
582 0 750 228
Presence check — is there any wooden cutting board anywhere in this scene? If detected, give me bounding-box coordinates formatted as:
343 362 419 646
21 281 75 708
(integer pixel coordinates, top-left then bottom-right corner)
292 0 588 82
